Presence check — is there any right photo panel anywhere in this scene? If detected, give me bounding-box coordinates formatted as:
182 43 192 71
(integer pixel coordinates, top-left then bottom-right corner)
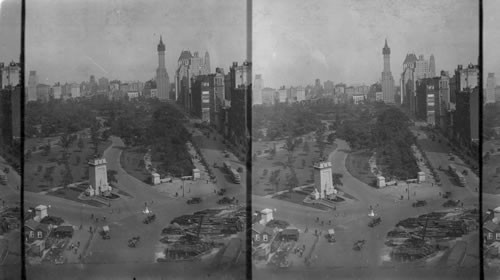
483 0 500 279
252 0 480 279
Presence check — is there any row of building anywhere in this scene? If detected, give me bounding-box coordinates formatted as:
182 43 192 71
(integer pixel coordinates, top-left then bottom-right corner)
26 71 150 102
252 77 386 106
402 59 479 153
26 37 250 151
0 61 21 145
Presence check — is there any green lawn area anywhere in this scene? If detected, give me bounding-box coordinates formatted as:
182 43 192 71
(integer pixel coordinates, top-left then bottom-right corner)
120 146 151 184
252 139 337 196
47 187 104 207
345 150 377 187
24 137 111 193
273 191 330 211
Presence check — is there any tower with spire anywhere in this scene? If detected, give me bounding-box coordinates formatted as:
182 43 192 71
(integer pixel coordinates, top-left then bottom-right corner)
156 36 170 101
381 39 395 103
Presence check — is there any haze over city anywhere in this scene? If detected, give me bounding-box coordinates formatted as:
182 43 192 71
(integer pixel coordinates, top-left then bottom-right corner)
0 0 21 62
254 0 478 88
26 0 246 85
484 0 500 83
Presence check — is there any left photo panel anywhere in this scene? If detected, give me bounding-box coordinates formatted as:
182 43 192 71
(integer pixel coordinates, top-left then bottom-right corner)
24 0 249 279
0 0 22 279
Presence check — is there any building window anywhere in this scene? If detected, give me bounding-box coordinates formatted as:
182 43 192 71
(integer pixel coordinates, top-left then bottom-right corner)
29 231 34 238
37 231 42 239
263 234 268 242
255 234 260 241
488 233 493 240
496 233 500 240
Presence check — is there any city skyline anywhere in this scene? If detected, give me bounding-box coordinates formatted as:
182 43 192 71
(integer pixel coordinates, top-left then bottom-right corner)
0 0 21 63
484 0 500 84
25 0 247 85
254 0 478 89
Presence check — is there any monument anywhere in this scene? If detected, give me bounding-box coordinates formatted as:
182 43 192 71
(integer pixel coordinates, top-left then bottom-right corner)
313 161 335 199
86 158 112 196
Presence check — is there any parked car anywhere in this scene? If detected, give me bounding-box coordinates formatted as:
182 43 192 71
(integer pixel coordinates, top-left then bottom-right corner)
326 229 336 243
217 188 227 196
187 197 202 204
368 217 382 227
443 191 452 199
353 240 366 251
128 236 140 248
143 214 156 224
101 226 110 240
443 200 459 208
412 200 427 207
217 196 235 205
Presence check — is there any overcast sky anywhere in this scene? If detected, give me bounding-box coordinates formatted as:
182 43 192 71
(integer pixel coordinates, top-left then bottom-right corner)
485 0 500 84
26 0 246 85
0 0 21 63
254 0 479 89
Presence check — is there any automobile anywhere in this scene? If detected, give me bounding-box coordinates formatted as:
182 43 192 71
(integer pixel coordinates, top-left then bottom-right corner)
412 200 427 207
368 217 382 227
187 197 202 204
443 200 459 208
217 196 235 205
54 256 66 265
101 226 110 240
443 191 452 199
143 214 156 224
128 236 140 248
326 229 336 243
217 188 227 196
353 240 366 251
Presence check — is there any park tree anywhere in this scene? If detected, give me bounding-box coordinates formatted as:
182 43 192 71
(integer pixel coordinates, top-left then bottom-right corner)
60 132 73 161
107 169 118 185
90 119 101 155
61 163 73 187
315 128 326 160
77 137 85 150
286 168 299 196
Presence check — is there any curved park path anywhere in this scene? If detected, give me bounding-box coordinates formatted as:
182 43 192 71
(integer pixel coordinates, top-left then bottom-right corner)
26 136 243 279
253 137 479 274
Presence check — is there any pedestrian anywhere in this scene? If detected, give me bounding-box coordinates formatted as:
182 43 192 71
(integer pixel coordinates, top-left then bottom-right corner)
144 202 147 207
175 192 178 197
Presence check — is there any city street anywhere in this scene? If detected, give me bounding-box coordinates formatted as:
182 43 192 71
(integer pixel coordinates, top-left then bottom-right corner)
25 129 247 278
0 155 21 279
253 132 479 277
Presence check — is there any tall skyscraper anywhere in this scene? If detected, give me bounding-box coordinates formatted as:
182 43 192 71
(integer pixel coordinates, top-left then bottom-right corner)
381 39 395 103
486 73 496 104
253 74 263 105
27 70 38 102
156 36 170 101
429 54 436 77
